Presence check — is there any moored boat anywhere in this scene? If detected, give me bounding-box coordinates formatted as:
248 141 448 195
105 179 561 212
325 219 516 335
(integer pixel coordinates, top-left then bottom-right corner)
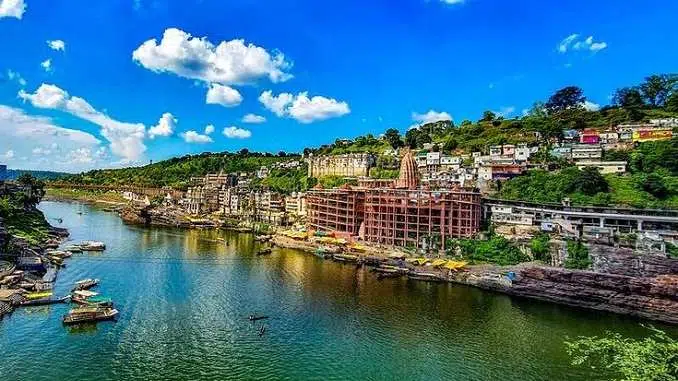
256 247 272 256
21 295 71 306
72 290 107 305
62 307 118 325
72 278 99 291
80 241 106 251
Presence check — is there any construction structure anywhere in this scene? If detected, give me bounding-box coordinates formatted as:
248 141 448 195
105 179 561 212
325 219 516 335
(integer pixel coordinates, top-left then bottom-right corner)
305 150 482 250
305 186 365 236
305 153 376 178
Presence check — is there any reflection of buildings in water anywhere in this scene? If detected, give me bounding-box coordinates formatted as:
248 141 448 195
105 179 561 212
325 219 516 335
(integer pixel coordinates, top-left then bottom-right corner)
182 229 231 258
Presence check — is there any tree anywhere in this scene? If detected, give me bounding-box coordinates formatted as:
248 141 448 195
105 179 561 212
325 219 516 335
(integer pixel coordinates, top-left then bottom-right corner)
481 110 496 122
640 74 678 107
570 167 609 196
443 137 458 152
384 128 404 149
666 92 678 113
566 327 678 381
564 240 591 269
642 173 668 199
613 87 645 121
238 148 250 156
405 128 419 149
545 86 586 113
16 173 45 208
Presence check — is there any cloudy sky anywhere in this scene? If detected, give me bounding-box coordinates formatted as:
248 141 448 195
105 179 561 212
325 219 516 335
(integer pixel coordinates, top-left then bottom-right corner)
1 0 677 172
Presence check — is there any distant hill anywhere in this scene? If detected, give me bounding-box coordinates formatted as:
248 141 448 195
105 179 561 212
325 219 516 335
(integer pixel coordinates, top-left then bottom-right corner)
57 151 301 189
6 169 70 181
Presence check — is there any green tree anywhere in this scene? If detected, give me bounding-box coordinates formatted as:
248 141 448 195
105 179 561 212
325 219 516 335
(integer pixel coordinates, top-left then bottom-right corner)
481 110 496 122
642 173 668 199
404 128 419 149
570 167 609 196
530 233 551 262
16 173 46 208
640 74 678 107
443 137 458 152
613 87 645 121
666 92 678 113
566 327 678 381
384 128 404 149
545 86 586 113
564 240 591 269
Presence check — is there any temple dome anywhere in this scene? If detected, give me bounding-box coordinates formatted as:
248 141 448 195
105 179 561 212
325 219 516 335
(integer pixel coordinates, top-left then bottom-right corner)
397 150 419 189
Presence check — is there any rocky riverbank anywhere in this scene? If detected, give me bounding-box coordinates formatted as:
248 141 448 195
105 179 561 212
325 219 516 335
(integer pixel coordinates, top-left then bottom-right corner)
272 234 678 324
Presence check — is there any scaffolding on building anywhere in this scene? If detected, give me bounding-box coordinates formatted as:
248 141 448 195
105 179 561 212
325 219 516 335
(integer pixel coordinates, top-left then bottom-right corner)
305 187 365 235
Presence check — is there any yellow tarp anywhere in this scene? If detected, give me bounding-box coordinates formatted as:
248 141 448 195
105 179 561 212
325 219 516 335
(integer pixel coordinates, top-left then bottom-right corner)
406 258 429 266
26 291 53 300
431 259 447 267
443 261 468 271
349 244 367 252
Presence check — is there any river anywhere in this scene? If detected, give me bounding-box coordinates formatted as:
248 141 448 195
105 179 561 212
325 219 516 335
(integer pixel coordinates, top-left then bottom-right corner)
0 201 673 380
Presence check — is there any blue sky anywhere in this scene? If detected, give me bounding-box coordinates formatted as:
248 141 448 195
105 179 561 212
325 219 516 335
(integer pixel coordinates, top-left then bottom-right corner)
1 0 677 172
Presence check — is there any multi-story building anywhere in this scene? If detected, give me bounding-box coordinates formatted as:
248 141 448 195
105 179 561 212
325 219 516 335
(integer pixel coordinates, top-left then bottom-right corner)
285 192 306 223
305 153 376 178
571 144 602 161
576 161 627 174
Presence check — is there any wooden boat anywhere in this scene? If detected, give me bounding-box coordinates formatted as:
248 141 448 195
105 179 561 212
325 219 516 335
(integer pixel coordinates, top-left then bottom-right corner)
72 290 105 305
72 278 99 291
248 315 269 321
332 254 359 263
21 295 71 306
62 307 118 325
256 248 272 256
80 241 106 251
407 272 446 282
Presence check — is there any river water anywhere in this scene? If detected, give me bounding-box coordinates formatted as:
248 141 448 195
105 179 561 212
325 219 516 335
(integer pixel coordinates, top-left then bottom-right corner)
0 201 674 380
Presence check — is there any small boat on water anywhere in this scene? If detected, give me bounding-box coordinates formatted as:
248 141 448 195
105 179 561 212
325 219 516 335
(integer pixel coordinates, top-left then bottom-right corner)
21 295 71 306
80 241 106 251
332 254 359 263
72 278 99 291
248 315 269 321
25 291 53 300
71 290 113 306
256 247 272 256
407 272 446 282
62 307 118 325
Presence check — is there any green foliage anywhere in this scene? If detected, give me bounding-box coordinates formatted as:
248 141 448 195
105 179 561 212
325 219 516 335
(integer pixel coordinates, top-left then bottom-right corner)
252 167 315 194
546 86 586 113
666 242 678 259
564 240 591 270
630 139 678 176
59 151 299 189
316 176 357 189
369 168 399 179
448 234 529 266
384 128 404 149
642 173 669 199
639 74 678 107
566 327 678 381
530 233 551 262
571 167 609 196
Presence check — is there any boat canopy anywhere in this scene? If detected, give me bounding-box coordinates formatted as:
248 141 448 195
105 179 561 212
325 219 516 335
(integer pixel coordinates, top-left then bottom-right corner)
73 290 98 297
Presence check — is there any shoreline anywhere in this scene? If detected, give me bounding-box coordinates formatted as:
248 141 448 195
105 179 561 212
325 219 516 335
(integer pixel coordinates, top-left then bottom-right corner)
35 197 678 325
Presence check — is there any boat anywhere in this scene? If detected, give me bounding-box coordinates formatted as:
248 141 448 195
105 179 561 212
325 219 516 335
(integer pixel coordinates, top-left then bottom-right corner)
71 290 105 305
63 245 82 253
332 254 359 263
21 295 71 306
80 241 106 251
62 307 118 325
256 247 272 256
46 250 72 259
248 315 269 321
72 278 99 291
407 272 446 282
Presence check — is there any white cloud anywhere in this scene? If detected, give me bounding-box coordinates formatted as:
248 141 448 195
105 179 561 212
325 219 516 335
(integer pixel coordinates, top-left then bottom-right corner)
204 124 215 135
222 126 252 139
0 0 25 19
148 112 176 138
63 148 95 164
494 106 516 118
0 105 106 171
2 149 14 160
242 113 266 124
40 58 52 72
47 39 65 51
6 69 26 87
180 130 213 143
558 34 607 54
412 110 452 124
440 0 463 4
18 84 146 162
132 28 292 86
259 90 350 123
582 101 600 111
206 83 242 107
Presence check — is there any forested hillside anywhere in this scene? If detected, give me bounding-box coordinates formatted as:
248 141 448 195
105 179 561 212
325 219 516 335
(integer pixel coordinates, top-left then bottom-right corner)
60 150 300 189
